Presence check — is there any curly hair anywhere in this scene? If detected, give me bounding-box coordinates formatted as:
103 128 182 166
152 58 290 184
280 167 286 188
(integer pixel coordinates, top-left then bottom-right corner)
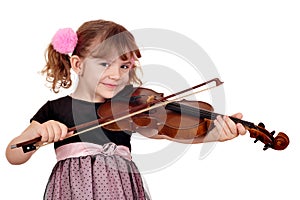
42 19 142 93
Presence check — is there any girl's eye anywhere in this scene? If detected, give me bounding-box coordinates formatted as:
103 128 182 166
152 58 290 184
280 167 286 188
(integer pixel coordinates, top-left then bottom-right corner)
100 62 110 68
120 64 130 69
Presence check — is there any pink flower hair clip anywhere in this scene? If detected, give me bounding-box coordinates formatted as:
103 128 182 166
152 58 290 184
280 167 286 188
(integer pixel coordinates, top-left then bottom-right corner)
51 28 78 54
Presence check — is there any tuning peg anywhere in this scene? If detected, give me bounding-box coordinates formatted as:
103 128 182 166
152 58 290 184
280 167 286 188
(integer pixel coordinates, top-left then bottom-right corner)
270 130 275 135
263 144 270 151
254 138 259 143
258 122 265 128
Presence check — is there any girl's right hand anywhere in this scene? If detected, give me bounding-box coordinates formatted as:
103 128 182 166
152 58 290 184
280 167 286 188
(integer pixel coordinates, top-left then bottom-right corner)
32 120 73 143
6 120 72 165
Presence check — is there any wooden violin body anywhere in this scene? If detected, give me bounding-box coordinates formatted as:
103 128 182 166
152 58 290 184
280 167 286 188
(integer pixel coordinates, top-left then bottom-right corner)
98 90 213 140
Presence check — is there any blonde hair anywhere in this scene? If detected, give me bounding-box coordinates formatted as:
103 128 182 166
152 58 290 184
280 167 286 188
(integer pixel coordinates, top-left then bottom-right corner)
42 19 142 93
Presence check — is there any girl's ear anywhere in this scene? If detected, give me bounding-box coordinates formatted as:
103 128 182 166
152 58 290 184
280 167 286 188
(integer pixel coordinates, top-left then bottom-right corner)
70 55 83 75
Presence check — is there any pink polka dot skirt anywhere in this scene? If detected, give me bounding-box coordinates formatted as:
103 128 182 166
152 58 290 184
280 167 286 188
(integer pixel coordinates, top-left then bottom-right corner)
43 154 151 199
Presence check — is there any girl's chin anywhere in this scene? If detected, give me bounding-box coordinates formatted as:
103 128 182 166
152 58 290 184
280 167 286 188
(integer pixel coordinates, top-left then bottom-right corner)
97 89 120 99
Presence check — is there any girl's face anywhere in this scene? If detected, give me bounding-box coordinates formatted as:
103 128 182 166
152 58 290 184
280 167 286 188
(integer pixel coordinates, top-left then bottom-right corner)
72 54 133 102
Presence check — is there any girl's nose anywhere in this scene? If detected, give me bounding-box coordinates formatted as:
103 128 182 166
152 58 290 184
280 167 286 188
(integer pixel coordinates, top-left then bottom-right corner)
106 64 121 80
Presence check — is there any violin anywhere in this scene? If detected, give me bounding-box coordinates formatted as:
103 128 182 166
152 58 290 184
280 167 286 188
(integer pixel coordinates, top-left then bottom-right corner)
11 78 289 153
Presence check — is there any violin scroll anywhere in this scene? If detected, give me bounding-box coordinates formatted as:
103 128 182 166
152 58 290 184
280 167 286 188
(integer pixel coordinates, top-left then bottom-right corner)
248 122 289 151
272 132 289 150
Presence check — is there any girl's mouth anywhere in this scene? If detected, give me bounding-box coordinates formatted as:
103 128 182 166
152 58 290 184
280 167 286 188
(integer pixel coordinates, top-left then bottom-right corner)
102 82 118 89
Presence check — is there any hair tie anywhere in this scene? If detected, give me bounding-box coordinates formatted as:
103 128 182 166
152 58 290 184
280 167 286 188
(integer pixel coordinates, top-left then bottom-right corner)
51 28 78 54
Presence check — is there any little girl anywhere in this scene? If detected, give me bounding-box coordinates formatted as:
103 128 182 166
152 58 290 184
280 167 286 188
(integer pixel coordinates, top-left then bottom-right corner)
6 19 246 199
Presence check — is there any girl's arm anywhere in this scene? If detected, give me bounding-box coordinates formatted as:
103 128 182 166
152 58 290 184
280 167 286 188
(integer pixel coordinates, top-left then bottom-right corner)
6 120 70 165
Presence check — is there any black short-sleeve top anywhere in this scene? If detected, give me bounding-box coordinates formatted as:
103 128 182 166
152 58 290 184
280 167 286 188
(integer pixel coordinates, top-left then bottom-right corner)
31 95 132 150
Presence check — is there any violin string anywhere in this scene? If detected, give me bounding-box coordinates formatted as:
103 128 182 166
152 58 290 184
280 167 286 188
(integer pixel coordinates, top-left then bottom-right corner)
167 93 256 129
184 105 254 128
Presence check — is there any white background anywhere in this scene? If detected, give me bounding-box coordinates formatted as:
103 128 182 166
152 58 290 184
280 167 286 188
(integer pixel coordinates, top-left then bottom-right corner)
1 0 299 199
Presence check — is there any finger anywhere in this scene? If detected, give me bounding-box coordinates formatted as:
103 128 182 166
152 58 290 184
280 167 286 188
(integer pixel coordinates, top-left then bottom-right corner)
218 115 232 136
52 124 63 142
213 116 229 140
213 116 223 133
229 113 247 135
66 131 74 137
46 123 56 143
52 121 71 142
237 123 247 135
39 126 49 142
58 123 70 140
224 116 238 136
231 112 243 119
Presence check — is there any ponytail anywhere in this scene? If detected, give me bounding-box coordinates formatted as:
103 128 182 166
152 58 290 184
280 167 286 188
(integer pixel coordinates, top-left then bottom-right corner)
42 44 72 93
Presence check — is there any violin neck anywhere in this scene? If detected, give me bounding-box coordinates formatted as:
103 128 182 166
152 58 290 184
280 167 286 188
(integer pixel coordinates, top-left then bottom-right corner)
165 102 255 129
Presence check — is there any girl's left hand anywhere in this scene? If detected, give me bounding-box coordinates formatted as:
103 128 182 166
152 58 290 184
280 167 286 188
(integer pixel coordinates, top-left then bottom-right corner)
206 113 247 142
